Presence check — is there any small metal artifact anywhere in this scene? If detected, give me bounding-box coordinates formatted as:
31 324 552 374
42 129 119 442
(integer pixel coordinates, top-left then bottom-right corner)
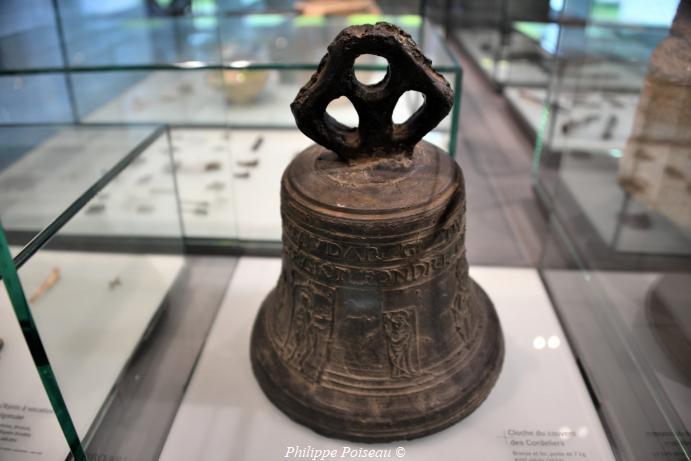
136 203 155 214
251 135 264 152
561 114 600 135
250 23 504 442
204 161 222 172
29 267 61 303
236 158 260 168
601 114 618 140
85 203 106 215
136 174 153 185
108 277 122 290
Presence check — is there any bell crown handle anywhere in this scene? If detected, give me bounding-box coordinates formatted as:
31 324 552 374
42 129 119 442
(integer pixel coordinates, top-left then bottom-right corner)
290 22 454 162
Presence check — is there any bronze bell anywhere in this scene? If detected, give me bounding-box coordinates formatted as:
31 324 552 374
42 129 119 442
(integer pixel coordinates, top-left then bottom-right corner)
250 22 504 442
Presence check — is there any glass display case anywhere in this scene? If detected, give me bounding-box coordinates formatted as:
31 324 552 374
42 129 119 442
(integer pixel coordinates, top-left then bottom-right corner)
535 2 691 460
0 11 459 131
443 0 679 143
0 123 238 460
533 20 689 261
0 8 461 248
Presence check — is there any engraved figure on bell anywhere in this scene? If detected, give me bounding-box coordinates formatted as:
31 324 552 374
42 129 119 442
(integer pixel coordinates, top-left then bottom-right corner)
451 259 475 347
383 308 418 378
283 285 333 381
451 292 474 347
283 288 310 363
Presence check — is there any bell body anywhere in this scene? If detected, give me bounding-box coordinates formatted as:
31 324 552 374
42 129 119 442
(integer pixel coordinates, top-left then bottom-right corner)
250 141 504 442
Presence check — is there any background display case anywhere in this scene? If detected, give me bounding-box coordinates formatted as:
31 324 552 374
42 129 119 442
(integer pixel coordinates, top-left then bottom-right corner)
442 0 679 143
444 0 557 91
533 20 691 263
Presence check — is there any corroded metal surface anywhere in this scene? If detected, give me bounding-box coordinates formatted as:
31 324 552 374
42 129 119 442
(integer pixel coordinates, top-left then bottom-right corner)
250 22 504 442
291 22 453 161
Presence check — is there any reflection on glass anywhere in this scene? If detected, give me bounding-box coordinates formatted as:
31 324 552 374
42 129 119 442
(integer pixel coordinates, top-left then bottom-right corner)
533 335 547 350
0 125 160 257
548 335 561 349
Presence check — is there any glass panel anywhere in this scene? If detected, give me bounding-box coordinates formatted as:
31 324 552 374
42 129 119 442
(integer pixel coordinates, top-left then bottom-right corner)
447 0 563 89
16 158 184 446
72 70 228 124
0 0 63 70
62 15 222 68
0 74 73 123
534 21 688 256
0 125 162 258
2 122 239 460
0 122 199 460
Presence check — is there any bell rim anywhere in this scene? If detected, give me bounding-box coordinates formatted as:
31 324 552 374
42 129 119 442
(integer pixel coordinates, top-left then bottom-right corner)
250 278 504 443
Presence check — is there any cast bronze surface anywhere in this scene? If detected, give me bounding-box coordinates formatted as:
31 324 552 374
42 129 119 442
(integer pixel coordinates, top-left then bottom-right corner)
250 22 504 442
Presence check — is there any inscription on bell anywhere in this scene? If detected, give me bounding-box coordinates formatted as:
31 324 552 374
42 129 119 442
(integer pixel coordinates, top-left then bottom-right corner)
383 307 420 378
282 209 465 264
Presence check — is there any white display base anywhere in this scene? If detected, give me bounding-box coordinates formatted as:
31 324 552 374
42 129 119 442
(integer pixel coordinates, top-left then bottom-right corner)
159 258 615 461
0 249 184 459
